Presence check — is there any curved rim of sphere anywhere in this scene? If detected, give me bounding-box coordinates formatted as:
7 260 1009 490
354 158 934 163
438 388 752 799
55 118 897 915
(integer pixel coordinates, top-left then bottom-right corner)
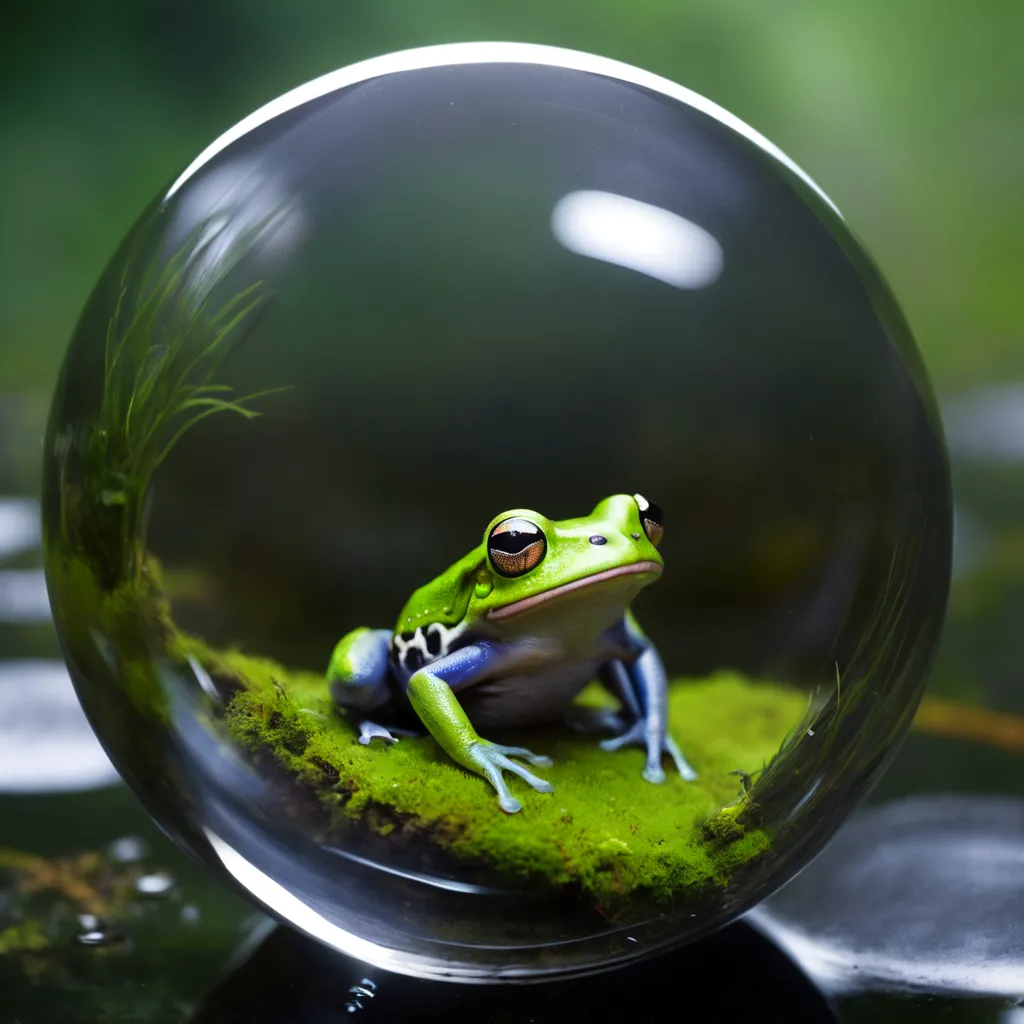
45 41 952 985
166 40 839 219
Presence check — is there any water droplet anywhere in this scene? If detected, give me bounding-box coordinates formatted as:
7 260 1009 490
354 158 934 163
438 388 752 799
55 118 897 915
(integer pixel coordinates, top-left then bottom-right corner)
108 835 147 863
74 917 125 949
180 903 201 924
135 871 175 896
345 978 377 1013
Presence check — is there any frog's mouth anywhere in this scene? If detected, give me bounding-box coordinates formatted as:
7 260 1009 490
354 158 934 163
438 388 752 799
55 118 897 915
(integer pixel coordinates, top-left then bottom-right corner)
486 561 662 623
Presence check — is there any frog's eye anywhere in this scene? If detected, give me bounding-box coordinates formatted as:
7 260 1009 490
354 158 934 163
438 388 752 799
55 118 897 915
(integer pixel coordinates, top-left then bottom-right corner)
488 517 547 577
634 493 664 547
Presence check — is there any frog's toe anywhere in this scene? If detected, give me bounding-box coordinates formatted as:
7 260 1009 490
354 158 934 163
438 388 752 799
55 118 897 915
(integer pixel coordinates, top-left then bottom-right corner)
357 720 399 745
599 719 646 752
489 742 553 767
666 735 699 781
469 742 554 813
602 721 699 783
495 788 522 814
490 751 554 794
477 758 524 814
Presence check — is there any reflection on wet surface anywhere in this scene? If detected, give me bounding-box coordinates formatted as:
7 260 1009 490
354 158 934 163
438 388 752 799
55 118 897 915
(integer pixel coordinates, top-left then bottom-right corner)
0 660 118 792
0 486 118 793
0 496 51 624
0 497 41 559
0 568 54 623
750 795 1024 999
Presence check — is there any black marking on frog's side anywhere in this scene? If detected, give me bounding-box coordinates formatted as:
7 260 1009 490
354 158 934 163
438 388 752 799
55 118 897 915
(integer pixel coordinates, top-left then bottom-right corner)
391 620 471 676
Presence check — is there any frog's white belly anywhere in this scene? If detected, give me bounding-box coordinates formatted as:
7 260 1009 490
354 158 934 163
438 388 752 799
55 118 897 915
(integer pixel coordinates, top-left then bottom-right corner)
457 660 601 729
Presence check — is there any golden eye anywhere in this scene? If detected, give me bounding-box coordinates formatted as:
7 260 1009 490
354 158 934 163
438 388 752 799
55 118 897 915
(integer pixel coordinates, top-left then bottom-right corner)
634 494 665 548
488 517 547 578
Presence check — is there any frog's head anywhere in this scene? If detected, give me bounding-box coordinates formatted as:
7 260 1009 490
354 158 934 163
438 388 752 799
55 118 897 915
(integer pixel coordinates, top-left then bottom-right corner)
470 493 664 633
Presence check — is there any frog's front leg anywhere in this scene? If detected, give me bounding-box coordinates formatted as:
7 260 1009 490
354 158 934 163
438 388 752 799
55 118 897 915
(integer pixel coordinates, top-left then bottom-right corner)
600 615 698 783
405 642 553 814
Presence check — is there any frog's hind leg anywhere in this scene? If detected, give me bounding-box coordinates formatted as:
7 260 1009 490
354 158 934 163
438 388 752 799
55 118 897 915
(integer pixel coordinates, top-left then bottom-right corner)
596 654 699 782
328 627 405 744
565 659 636 735
328 627 392 709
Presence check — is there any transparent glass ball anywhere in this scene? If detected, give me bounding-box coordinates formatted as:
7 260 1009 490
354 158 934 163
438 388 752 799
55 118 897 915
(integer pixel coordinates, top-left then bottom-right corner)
42 43 952 981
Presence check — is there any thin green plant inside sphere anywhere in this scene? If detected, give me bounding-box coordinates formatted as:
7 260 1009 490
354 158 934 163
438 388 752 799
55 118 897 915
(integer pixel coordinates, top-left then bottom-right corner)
42 43 951 981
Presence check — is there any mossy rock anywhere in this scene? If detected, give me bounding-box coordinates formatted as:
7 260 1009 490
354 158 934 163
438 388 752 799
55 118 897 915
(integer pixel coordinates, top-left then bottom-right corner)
180 636 804 909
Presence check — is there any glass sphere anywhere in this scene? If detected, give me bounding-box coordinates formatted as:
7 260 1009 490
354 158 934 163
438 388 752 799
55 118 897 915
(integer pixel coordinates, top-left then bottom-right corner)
42 43 951 981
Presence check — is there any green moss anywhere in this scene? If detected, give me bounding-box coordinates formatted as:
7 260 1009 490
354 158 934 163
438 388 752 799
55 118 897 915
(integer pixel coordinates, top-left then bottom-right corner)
43 549 805 910
702 804 747 844
0 921 49 956
46 552 174 724
187 636 803 907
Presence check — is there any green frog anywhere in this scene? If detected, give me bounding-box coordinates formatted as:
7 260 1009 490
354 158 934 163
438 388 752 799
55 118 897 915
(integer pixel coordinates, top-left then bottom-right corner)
328 493 696 813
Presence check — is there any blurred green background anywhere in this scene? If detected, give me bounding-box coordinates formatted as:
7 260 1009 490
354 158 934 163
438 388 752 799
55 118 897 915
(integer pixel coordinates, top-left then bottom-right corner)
1 3 1022 1020
4 0 1023 706
3 0 1022 420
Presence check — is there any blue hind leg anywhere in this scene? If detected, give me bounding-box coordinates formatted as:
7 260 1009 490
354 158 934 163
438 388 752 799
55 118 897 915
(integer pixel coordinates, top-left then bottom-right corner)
327 627 407 744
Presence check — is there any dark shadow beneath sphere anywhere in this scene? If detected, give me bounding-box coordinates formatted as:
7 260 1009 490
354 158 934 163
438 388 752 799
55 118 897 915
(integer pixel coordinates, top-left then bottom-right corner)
190 920 837 1023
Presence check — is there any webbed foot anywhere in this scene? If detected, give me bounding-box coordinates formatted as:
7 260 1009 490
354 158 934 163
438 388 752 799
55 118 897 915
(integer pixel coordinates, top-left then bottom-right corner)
467 741 553 814
600 721 698 782
357 720 418 745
